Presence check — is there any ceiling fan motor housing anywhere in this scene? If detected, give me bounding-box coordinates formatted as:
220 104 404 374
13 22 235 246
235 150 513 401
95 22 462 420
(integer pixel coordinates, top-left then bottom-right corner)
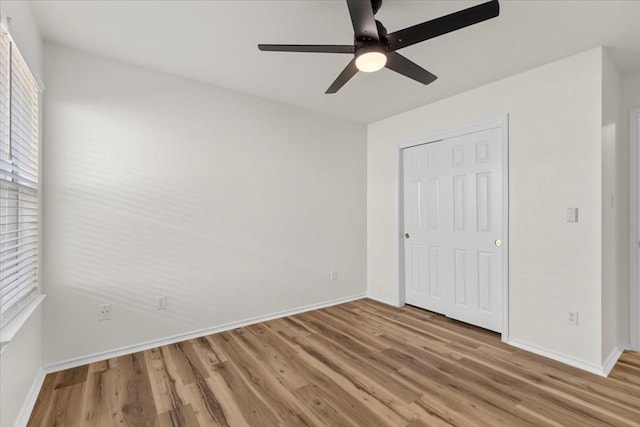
354 20 388 45
354 20 389 60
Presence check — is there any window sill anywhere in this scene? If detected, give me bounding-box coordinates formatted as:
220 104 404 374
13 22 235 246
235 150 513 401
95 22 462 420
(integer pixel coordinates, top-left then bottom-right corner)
0 294 46 354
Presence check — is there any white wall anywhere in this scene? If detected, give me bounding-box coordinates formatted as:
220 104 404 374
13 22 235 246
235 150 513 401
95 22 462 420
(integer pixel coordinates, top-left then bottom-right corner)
42 43 367 365
0 2 43 427
623 73 640 107
601 50 623 362
368 48 606 368
0 307 43 427
622 72 640 350
0 1 42 81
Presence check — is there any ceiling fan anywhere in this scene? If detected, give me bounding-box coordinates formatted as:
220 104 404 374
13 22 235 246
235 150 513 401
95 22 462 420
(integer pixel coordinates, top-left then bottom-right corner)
258 0 500 94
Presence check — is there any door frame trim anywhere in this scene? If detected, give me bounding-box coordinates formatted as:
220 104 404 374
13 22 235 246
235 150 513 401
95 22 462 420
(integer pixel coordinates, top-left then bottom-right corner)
631 108 640 351
397 114 510 340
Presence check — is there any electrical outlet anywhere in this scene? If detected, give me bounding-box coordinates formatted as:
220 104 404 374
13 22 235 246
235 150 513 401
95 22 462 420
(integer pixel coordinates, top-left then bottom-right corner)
98 304 112 321
330 270 338 281
156 295 167 310
568 311 579 326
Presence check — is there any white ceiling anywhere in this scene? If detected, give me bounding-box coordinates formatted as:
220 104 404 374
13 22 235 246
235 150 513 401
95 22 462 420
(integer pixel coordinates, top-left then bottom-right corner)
28 0 640 123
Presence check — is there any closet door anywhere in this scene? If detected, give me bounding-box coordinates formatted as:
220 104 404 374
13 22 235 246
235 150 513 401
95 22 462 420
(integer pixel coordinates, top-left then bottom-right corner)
403 126 504 332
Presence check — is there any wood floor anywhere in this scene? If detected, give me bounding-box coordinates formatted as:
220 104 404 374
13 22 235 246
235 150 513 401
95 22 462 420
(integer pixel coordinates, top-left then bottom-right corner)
28 299 640 427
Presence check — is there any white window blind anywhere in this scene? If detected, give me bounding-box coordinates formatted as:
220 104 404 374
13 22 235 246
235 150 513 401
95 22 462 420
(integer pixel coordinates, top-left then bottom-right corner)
0 27 40 320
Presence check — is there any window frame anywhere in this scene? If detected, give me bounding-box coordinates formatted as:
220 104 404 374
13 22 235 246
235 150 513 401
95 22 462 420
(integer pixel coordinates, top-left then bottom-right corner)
0 23 44 349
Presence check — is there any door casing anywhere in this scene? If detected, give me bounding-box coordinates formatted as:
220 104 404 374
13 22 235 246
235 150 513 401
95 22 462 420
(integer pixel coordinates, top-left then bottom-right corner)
398 114 510 340
631 108 640 351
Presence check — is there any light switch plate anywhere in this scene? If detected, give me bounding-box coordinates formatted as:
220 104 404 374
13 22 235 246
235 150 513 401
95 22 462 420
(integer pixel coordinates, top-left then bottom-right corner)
156 295 167 310
567 207 579 223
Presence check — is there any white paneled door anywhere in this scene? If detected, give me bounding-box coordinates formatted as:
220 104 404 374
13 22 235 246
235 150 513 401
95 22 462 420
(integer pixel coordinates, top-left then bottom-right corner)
403 126 504 332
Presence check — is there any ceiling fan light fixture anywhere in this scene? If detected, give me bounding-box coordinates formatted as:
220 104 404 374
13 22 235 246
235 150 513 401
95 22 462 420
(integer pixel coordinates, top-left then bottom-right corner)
355 50 387 72
258 0 500 92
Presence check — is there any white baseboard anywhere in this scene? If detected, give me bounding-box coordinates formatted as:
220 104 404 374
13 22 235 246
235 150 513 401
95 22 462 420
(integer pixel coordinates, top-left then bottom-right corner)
44 293 366 374
602 346 624 376
506 338 621 377
13 369 46 427
367 292 402 307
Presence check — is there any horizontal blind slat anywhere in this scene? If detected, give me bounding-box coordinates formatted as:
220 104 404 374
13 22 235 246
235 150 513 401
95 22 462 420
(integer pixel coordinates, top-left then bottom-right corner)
0 206 38 214
0 204 38 212
1 268 38 296
0 149 38 171
0 178 38 194
1 266 38 289
0 241 37 259
0 241 37 256
0 227 38 237
0 288 38 316
0 149 38 170
0 226 37 237
0 248 38 268
0 172 37 188
1 257 38 283
1 282 37 315
0 192 39 202
0 212 38 220
0 230 37 246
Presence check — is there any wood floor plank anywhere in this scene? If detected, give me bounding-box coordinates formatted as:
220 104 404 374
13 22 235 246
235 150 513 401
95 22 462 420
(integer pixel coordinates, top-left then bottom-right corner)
27 371 58 427
53 364 89 390
143 346 185 414
237 325 308 391
94 356 128 425
193 336 227 367
87 359 110 374
51 382 87 426
28 299 640 427
263 317 312 344
385 333 633 426
293 335 406 426
452 340 640 418
157 403 201 427
304 309 392 353
292 383 358 426
187 379 231 427
216 330 327 426
161 342 209 386
118 352 158 426
158 344 230 427
80 370 119 426
385 350 532 426
296 333 421 407
208 359 277 426
203 366 254 427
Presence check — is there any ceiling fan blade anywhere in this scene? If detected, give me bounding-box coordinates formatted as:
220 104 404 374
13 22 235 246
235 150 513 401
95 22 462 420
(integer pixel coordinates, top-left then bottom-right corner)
385 52 437 86
387 0 499 51
258 44 355 54
325 58 359 94
346 0 379 41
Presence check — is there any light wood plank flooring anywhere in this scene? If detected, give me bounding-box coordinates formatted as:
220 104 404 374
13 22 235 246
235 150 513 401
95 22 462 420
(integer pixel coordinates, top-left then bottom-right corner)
28 299 640 426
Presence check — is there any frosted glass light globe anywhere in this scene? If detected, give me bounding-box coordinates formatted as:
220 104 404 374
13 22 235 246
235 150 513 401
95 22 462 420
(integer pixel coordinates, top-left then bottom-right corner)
355 51 387 72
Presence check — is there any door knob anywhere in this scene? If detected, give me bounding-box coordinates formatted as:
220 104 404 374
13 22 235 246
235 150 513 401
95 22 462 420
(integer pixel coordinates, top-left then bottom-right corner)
495 239 502 247
405 233 410 239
